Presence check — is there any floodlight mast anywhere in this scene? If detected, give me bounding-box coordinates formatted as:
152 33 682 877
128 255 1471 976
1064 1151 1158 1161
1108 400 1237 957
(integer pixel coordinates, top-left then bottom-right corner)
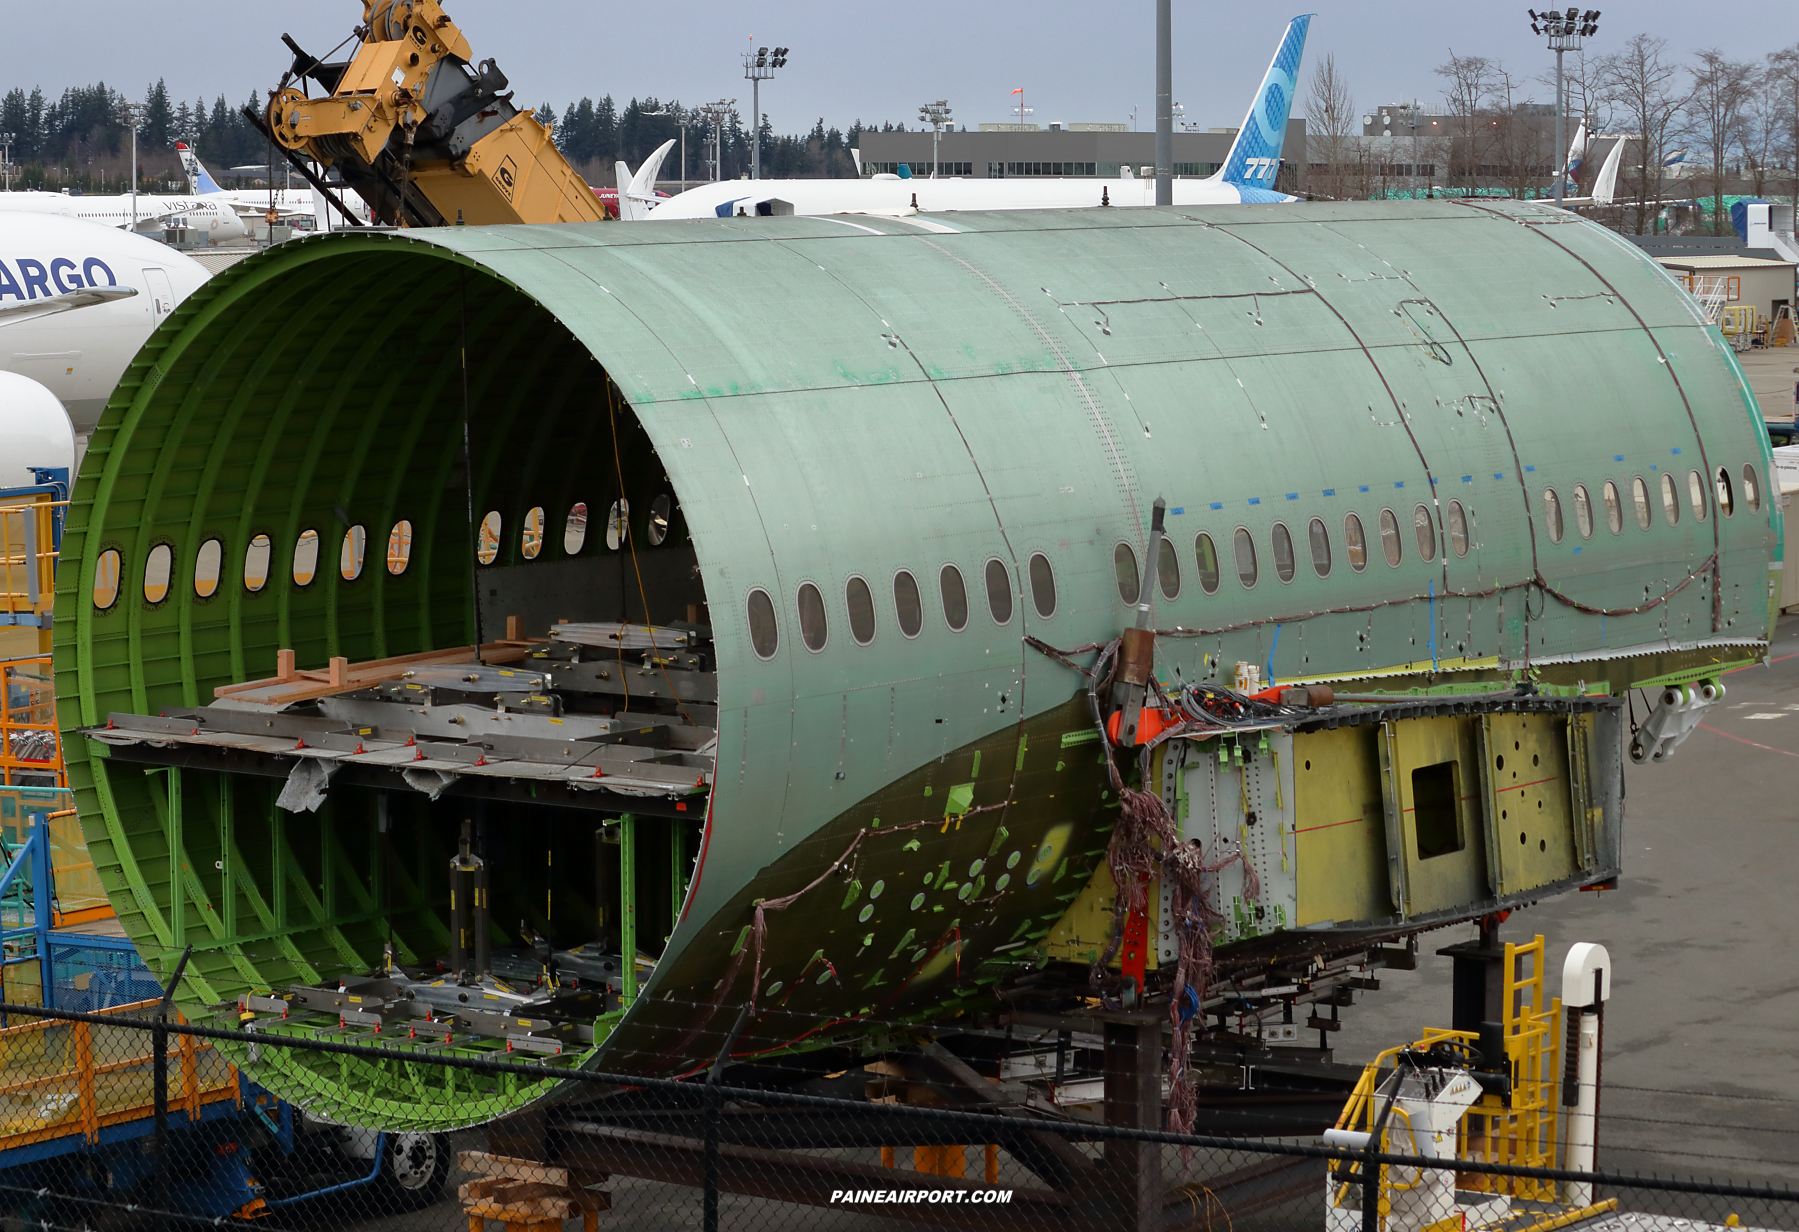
742 46 789 180
918 100 953 178
1155 0 1172 205
1529 8 1601 208
0 132 13 192
698 100 735 181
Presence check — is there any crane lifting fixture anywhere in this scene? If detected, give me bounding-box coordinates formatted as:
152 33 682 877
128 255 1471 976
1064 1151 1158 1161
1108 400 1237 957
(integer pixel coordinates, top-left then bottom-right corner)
264 0 607 227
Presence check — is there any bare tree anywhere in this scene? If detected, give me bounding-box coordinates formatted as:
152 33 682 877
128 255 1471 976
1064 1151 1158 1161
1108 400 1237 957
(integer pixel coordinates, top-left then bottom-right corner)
1738 85 1780 199
1768 44 1799 212
1305 53 1357 199
1538 50 1610 192
1684 49 1760 232
1598 34 1688 234
1437 51 1501 195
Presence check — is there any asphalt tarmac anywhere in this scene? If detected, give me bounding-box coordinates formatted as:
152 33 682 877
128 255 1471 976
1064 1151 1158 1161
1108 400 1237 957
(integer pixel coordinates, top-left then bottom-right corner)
1334 615 1799 1187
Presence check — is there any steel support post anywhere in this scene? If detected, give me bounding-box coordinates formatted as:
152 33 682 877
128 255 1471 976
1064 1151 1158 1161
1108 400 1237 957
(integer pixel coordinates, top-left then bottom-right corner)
152 945 193 1215
1102 1019 1162 1231
619 813 638 1004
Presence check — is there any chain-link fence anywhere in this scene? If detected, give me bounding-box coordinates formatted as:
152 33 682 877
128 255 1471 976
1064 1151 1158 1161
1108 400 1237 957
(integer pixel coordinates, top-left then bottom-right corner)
0 998 1789 1232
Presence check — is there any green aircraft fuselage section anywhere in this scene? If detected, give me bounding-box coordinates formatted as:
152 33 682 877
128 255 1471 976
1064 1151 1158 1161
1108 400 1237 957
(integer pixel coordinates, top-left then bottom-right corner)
55 201 1776 1127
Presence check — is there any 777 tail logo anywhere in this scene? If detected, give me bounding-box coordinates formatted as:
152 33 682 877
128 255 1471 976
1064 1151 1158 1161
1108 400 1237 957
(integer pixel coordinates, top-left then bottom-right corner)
1242 157 1281 181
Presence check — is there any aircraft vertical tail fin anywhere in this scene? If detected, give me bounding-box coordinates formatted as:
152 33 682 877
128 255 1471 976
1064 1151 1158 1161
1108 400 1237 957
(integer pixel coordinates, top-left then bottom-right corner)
1214 14 1312 192
176 142 225 195
616 140 675 221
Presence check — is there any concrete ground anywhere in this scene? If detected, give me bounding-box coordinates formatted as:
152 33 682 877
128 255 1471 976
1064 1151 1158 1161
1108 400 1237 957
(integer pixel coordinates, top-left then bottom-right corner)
1335 614 1799 1188
331 622 1799 1230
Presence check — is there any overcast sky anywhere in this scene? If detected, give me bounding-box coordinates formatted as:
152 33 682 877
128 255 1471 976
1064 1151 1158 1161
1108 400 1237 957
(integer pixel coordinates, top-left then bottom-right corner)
1 2 1786 138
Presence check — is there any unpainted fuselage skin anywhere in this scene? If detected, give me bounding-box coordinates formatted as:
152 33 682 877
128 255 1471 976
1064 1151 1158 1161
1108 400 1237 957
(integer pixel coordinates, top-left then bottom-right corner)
57 201 1776 1128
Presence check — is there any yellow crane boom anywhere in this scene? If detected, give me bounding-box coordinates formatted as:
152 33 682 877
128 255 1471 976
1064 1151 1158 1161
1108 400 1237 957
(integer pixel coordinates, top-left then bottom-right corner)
265 0 606 227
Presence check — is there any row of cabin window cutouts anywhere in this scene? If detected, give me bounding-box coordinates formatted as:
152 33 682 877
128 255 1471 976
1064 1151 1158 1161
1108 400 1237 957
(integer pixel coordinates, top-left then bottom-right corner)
86 463 1761 616
87 495 674 611
739 460 1764 659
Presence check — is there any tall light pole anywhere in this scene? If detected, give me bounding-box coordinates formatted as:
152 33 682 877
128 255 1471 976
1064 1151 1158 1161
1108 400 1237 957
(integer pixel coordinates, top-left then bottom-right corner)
0 133 13 192
1529 8 1600 208
918 101 952 178
742 46 788 180
118 103 144 231
698 100 735 181
1155 0 1173 205
645 108 694 191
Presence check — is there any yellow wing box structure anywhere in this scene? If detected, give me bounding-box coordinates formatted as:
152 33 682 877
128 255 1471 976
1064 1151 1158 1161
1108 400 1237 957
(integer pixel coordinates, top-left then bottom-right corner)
265 0 606 227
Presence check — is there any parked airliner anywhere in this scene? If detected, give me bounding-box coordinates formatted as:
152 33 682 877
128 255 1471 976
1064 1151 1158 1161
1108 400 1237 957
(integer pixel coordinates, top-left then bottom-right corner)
643 14 1309 220
0 214 210 435
177 142 372 225
0 188 248 244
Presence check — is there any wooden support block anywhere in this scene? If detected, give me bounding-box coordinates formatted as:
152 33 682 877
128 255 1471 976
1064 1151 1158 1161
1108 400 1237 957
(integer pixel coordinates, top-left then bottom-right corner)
507 615 521 641
328 656 348 687
276 649 295 682
457 1151 572 1187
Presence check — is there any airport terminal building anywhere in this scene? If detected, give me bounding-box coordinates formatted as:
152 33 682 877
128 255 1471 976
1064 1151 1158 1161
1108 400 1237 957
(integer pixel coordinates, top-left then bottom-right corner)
856 121 1307 193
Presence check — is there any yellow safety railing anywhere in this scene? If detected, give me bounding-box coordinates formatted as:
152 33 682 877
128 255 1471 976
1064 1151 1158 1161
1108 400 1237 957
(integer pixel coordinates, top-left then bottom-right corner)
0 999 240 1153
1461 935 1562 1200
0 496 60 626
1328 935 1584 1229
1 658 61 790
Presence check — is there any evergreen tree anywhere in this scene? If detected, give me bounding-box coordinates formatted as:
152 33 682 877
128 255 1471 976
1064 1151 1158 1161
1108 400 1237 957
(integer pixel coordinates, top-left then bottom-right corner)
143 78 173 148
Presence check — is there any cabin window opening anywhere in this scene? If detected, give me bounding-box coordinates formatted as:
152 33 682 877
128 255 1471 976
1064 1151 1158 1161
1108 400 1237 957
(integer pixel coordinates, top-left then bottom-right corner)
984 558 1014 624
648 493 674 545
476 511 502 565
194 538 223 597
292 530 320 586
1234 527 1258 588
940 564 969 631
1632 478 1651 530
563 502 589 555
1270 522 1296 583
143 543 173 604
1345 514 1367 572
605 499 630 550
1601 482 1622 535
1308 518 1332 577
1157 538 1180 599
1688 470 1707 520
1660 473 1680 525
521 507 545 559
1542 489 1564 544
1028 553 1057 617
1714 468 1733 517
1743 464 1761 512
747 588 779 658
1114 543 1140 604
1194 533 1221 594
894 570 924 637
93 548 121 609
245 534 272 591
846 577 876 645
1412 504 1437 560
340 526 366 580
798 582 828 651
1412 761 1464 859
1572 485 1593 539
386 521 412 575
1446 502 1469 557
1379 509 1403 566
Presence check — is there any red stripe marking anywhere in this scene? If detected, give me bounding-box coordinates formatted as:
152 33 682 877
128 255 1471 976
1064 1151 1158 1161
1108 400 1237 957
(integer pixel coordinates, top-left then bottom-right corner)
1296 817 1365 835
1495 774 1560 794
1697 722 1799 759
